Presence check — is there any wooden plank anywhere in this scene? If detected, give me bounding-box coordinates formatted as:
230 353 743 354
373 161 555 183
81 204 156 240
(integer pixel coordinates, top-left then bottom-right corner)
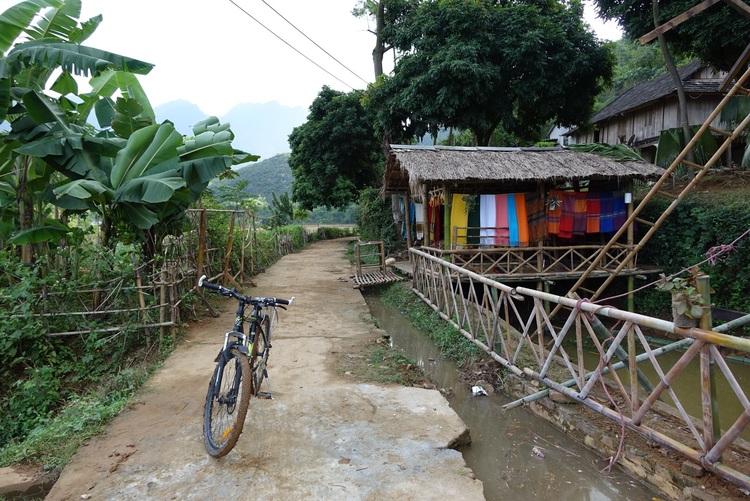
725 0 750 18
639 0 722 44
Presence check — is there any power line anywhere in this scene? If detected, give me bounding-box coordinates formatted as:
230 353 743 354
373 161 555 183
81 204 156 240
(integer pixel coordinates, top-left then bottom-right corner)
257 0 370 85
225 0 356 90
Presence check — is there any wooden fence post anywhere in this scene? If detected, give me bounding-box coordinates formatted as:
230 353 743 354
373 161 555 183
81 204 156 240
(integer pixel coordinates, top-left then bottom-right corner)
698 273 721 455
222 211 236 283
159 264 167 347
197 208 207 283
168 262 176 341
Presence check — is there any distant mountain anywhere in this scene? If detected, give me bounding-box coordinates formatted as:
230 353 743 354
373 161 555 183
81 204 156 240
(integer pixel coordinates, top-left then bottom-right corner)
154 100 207 136
153 100 308 160
216 153 293 202
222 102 307 160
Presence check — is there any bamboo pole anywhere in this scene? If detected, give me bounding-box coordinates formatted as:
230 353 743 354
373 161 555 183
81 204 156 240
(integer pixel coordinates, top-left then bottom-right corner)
222 211 236 282
404 193 413 249
168 264 176 341
159 265 167 347
196 208 207 283
697 273 721 454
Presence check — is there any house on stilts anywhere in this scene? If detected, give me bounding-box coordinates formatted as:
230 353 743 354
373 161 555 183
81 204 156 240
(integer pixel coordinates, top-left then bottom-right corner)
383 144 666 289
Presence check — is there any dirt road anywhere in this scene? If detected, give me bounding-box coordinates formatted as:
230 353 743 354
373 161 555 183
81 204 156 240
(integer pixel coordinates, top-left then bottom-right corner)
47 239 483 500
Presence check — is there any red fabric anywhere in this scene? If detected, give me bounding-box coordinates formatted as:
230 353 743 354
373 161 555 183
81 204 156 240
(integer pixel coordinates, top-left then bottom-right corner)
558 192 575 239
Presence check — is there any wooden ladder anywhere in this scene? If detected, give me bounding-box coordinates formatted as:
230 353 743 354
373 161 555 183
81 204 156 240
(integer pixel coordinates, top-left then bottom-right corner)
554 64 750 312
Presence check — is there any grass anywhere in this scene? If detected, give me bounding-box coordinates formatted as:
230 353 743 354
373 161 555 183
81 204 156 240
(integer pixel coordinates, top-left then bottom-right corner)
338 340 426 386
379 283 482 363
0 361 162 471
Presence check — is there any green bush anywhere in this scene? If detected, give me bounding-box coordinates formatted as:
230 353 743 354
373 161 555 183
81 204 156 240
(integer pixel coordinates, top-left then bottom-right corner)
356 187 402 253
637 192 750 317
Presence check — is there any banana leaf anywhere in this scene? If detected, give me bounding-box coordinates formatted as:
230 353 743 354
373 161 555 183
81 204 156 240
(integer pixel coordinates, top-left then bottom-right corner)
0 0 61 54
115 170 185 204
10 221 70 244
110 122 181 189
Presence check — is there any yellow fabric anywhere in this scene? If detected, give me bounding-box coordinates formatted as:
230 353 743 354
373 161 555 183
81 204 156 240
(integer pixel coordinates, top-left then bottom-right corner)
450 194 469 246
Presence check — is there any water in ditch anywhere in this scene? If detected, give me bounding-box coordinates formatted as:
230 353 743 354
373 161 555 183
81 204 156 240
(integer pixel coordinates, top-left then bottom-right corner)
364 293 657 501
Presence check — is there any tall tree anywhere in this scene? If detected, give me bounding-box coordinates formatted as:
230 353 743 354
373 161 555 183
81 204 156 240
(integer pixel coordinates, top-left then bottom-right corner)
352 0 415 78
366 0 613 145
289 87 381 209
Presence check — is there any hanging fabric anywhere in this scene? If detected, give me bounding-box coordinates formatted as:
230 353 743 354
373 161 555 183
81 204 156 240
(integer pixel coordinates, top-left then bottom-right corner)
435 203 444 243
507 194 519 246
426 199 433 243
573 193 587 236
546 191 562 236
558 192 575 239
494 194 510 246
586 192 601 233
467 195 481 246
613 192 626 230
600 192 615 233
450 194 469 246
479 195 496 246
515 193 529 247
414 202 425 240
525 192 547 243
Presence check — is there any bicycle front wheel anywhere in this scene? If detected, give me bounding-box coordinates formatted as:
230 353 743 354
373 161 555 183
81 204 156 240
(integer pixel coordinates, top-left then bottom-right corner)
203 348 252 457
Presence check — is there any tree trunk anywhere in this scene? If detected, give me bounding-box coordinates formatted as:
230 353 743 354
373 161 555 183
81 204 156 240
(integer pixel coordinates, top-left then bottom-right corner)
372 1 386 79
653 0 694 162
16 157 33 263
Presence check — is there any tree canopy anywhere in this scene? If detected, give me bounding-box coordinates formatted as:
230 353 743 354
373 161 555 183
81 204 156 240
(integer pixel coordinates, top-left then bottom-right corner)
289 87 381 209
365 0 613 145
593 0 750 70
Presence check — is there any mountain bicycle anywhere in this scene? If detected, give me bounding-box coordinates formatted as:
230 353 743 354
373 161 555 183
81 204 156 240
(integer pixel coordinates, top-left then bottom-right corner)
198 274 294 457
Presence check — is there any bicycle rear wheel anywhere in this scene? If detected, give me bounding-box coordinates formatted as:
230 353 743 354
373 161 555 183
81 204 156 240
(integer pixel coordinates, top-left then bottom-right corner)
251 317 271 395
203 347 252 457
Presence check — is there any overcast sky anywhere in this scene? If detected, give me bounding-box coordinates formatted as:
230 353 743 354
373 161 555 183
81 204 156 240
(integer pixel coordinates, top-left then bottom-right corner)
2 0 623 115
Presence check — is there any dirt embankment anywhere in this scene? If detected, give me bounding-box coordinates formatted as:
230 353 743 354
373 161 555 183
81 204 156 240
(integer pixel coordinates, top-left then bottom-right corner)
46 239 483 500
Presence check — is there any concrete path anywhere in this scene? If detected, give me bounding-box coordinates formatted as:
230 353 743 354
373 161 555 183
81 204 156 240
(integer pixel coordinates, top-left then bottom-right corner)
47 239 483 500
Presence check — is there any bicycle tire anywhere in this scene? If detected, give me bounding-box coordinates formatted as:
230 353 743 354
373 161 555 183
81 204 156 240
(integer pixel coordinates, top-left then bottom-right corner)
203 347 252 457
251 316 271 395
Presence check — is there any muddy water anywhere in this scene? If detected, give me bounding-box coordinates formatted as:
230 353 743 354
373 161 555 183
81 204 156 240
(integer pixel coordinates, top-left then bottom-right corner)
365 294 656 501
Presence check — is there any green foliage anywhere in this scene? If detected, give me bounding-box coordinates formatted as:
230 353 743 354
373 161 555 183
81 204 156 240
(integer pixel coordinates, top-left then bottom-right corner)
594 0 750 71
366 0 613 144
636 193 750 316
356 187 401 253
654 126 719 169
568 143 644 161
269 192 294 228
289 87 382 209
380 283 480 362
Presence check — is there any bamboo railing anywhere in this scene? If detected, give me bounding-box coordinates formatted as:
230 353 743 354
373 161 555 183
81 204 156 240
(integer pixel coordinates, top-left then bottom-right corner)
410 247 750 490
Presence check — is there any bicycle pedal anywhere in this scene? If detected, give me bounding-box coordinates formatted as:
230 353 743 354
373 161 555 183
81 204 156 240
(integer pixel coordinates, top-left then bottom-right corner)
256 391 273 399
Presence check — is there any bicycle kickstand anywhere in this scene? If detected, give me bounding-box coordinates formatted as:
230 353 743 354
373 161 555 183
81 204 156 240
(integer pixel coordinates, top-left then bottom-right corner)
256 370 273 400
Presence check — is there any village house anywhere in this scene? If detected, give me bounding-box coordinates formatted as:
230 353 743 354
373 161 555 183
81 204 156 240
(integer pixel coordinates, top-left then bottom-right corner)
566 61 733 163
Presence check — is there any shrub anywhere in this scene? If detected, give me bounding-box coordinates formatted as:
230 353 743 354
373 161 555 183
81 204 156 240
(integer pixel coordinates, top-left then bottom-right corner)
356 187 402 253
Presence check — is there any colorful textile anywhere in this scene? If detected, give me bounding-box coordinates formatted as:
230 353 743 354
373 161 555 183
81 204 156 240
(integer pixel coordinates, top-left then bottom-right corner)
426 200 433 243
467 195 481 246
414 202 425 240
495 194 510 246
546 191 562 236
515 193 529 247
507 194 519 246
559 192 575 239
437 204 444 243
586 193 601 234
600 192 615 233
479 194 496 246
573 193 587 236
525 192 547 243
613 192 626 230
450 194 469 246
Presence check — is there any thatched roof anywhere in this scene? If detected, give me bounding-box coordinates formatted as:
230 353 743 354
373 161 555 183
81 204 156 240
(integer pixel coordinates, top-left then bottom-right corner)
384 145 665 194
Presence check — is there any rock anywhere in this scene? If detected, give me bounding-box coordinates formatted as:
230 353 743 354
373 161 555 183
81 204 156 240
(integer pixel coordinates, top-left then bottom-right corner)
680 461 705 478
682 486 716 501
422 382 437 390
473 380 494 395
531 446 545 459
549 390 575 404
0 466 52 498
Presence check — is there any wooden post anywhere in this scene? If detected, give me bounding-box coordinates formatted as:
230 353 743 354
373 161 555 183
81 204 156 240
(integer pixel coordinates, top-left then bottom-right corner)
222 212 236 282
444 188 452 250
626 185 635 312
355 241 362 276
197 209 207 283
251 213 257 275
697 273 721 454
404 192 413 249
168 263 176 341
159 264 167 347
135 267 147 321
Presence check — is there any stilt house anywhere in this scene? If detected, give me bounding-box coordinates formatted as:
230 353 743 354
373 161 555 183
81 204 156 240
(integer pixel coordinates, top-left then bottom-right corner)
383 144 665 282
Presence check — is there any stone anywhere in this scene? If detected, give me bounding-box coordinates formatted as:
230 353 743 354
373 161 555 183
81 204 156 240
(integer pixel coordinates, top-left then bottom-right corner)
0 466 49 497
683 486 717 501
600 434 617 450
549 390 575 404
680 461 705 478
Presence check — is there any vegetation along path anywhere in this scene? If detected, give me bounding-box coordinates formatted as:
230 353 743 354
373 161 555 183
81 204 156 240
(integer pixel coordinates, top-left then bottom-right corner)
47 239 482 500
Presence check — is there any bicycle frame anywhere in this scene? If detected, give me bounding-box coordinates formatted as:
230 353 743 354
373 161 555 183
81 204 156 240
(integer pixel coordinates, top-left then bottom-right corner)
213 300 268 396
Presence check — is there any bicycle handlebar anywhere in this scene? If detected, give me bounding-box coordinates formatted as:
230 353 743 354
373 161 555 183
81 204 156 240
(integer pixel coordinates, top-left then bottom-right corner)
198 275 294 307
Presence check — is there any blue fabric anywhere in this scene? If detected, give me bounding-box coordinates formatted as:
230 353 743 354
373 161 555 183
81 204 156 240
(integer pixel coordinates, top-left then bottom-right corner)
507 194 519 247
409 201 416 240
600 192 615 233
399 198 406 238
